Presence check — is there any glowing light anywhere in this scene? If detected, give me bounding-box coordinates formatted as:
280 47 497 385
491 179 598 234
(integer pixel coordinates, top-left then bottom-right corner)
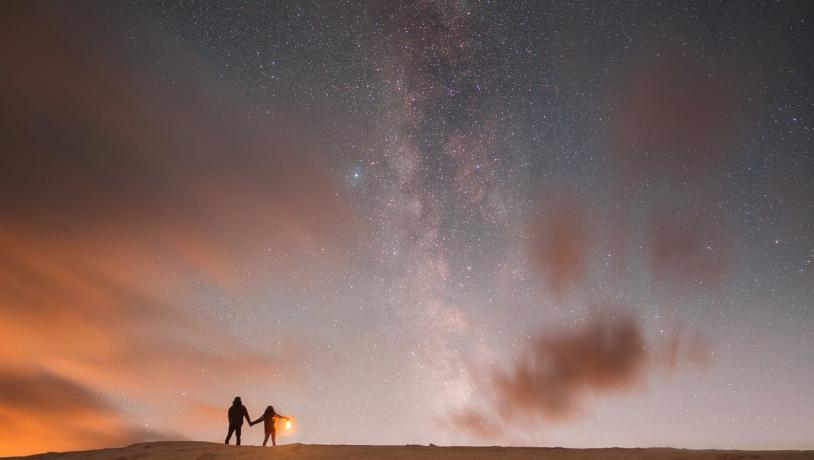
275 416 296 436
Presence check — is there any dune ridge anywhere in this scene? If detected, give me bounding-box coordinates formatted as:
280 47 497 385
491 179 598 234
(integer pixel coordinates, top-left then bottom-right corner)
4 441 812 460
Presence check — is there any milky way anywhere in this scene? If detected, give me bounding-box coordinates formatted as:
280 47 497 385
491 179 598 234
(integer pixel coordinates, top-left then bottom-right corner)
1 1 812 455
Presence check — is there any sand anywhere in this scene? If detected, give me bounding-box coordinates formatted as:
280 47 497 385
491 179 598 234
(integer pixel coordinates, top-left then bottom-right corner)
3 442 811 460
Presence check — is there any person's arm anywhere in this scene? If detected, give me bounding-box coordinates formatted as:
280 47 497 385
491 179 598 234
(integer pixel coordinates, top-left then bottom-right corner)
243 407 252 425
249 414 263 426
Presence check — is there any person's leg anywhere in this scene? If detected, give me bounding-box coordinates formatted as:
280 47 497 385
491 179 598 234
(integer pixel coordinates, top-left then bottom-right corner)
263 432 270 447
225 425 235 444
271 427 277 446
235 425 242 445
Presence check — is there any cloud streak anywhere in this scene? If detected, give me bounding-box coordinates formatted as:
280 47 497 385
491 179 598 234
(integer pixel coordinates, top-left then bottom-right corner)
451 310 710 440
0 4 356 455
528 194 595 296
0 371 174 456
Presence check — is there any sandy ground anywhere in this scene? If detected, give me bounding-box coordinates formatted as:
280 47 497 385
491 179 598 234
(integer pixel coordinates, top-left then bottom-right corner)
4 442 812 460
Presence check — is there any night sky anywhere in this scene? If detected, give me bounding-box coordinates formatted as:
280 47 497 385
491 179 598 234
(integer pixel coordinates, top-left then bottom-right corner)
1 1 812 456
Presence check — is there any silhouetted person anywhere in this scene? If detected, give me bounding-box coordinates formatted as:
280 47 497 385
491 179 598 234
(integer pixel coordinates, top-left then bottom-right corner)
250 405 289 446
224 396 252 445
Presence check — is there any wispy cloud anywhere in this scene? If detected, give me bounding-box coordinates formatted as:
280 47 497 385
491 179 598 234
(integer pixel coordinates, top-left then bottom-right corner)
450 310 711 440
0 4 356 455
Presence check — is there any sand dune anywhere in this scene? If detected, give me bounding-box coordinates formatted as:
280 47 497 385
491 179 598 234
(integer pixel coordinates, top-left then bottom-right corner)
4 442 811 460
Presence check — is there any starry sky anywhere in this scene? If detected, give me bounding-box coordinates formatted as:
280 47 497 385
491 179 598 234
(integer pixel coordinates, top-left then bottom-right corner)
1 1 813 456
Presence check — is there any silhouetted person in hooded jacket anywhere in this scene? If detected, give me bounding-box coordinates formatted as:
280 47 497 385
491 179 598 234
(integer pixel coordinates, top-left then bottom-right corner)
250 405 289 446
224 396 252 445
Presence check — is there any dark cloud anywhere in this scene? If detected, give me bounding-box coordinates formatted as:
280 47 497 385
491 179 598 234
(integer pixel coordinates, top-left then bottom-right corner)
453 310 708 440
601 51 748 284
527 194 595 296
0 4 355 455
493 311 647 422
0 5 357 256
606 50 747 176
660 329 714 375
447 409 506 441
0 371 174 456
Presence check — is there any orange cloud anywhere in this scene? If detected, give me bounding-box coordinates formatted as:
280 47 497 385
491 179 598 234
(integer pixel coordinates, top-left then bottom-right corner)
447 409 506 441
493 311 648 423
452 310 709 440
527 193 595 296
0 4 356 455
606 50 745 175
0 371 176 457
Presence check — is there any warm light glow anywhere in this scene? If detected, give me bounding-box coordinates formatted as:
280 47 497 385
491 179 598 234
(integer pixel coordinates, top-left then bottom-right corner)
274 416 296 437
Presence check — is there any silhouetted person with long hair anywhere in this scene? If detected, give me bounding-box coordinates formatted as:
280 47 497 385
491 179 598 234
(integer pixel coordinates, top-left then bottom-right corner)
224 396 252 445
250 405 289 446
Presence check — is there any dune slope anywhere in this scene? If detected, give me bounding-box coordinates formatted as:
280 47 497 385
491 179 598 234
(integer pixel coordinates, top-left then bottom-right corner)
4 441 813 460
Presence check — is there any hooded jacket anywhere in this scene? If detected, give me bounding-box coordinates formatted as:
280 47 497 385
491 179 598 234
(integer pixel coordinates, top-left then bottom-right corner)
228 400 251 426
